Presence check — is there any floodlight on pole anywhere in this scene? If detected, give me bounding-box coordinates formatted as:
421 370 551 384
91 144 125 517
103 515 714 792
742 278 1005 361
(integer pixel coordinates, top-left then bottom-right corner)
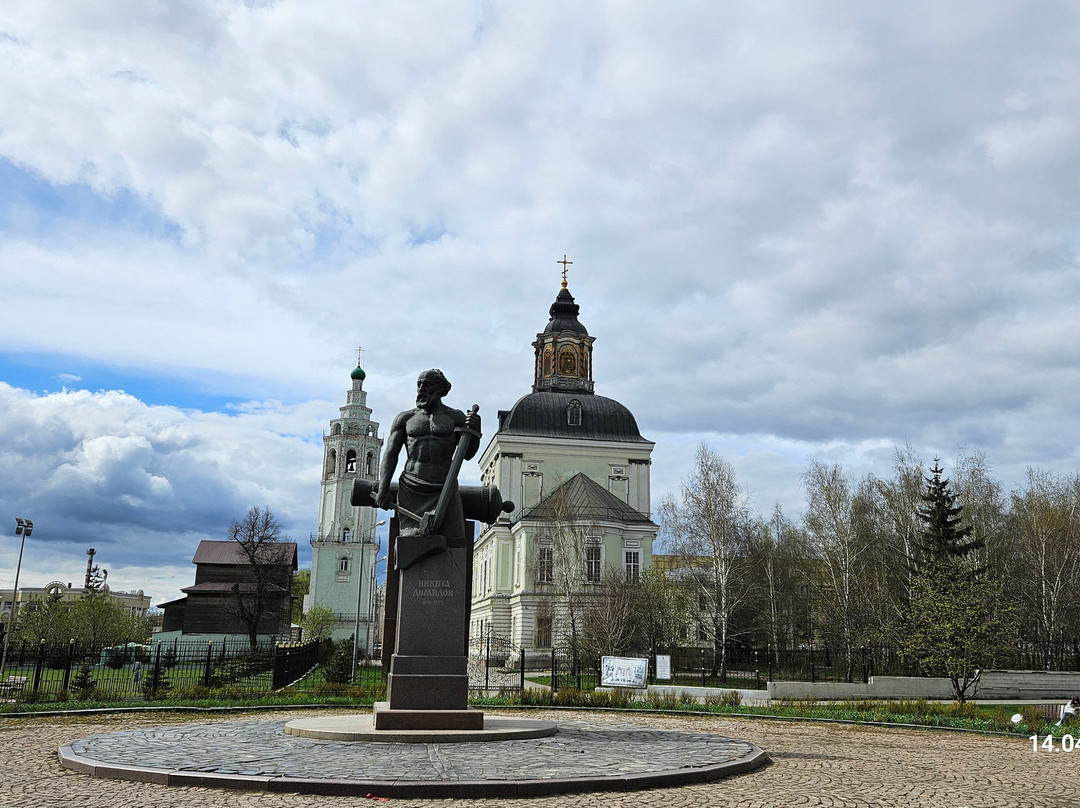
352 520 386 678
1 518 34 679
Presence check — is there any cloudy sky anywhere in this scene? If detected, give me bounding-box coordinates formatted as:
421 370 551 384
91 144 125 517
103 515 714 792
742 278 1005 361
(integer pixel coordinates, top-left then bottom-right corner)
2 1 1079 608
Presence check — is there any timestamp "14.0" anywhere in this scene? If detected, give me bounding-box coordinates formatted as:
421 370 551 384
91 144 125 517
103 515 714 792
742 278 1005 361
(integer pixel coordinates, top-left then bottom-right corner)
1031 734 1076 752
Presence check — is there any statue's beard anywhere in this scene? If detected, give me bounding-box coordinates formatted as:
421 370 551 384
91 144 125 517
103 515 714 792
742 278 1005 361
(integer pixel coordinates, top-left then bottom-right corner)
416 393 432 408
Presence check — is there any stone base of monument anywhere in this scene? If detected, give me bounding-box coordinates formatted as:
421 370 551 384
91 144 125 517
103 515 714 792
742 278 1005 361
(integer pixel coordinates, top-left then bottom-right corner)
284 707 557 743
61 713 768 797
372 700 483 731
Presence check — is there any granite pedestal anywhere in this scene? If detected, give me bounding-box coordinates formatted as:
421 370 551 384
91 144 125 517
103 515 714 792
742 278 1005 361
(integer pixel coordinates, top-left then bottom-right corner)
378 543 480 730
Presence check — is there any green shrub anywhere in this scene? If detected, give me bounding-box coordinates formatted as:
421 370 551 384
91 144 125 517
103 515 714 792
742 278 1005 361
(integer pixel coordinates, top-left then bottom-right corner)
704 689 741 708
321 639 355 684
142 664 171 700
72 665 97 700
104 648 128 669
172 685 211 700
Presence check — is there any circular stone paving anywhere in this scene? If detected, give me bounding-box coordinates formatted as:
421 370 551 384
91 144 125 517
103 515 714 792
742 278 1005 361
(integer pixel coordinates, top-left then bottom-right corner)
58 715 767 798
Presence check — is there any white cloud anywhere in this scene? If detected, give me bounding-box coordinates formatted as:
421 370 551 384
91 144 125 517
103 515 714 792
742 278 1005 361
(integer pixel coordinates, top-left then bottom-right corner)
0 383 324 605
1 1 1079 591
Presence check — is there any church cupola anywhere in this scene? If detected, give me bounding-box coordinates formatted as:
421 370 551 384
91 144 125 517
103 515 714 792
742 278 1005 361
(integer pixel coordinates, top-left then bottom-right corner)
532 260 596 394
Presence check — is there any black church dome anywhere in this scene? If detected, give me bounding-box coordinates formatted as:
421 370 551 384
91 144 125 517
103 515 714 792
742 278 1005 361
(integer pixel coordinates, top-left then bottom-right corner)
497 391 649 443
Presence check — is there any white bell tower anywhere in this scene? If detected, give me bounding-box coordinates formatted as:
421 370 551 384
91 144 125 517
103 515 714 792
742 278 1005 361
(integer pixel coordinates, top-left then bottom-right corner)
305 351 383 646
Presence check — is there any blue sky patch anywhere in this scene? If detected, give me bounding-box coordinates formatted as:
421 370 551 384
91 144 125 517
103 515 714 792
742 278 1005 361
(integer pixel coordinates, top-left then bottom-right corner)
0 351 253 413
0 158 182 242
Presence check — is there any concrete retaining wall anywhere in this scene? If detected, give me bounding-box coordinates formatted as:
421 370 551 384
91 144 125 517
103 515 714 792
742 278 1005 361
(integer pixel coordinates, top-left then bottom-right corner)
767 670 1080 701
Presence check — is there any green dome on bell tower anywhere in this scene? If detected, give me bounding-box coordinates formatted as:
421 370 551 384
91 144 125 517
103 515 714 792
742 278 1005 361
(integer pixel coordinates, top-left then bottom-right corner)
350 363 366 382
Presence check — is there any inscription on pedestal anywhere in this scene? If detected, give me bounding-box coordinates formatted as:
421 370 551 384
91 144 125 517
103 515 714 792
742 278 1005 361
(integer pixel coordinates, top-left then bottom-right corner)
414 579 454 606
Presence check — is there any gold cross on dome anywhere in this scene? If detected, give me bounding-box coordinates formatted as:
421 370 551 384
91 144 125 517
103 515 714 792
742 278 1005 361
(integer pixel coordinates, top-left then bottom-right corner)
557 255 573 288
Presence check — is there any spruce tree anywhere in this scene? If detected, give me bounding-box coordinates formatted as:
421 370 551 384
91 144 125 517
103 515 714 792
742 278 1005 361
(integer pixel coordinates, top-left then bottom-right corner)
902 459 1013 701
914 460 983 572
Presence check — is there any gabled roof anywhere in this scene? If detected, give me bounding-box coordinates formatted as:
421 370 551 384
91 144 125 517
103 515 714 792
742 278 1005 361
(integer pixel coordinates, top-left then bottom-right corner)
191 540 298 569
523 473 656 526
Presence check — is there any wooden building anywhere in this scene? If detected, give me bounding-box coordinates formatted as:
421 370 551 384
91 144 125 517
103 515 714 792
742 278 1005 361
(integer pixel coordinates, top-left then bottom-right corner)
158 539 297 643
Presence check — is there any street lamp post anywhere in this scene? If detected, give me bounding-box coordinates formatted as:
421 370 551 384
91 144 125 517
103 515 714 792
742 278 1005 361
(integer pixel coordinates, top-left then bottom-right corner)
367 553 387 659
352 520 385 678
1 518 33 679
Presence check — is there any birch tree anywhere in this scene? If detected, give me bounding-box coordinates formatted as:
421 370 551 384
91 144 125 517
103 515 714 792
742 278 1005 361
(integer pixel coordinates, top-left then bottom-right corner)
803 460 876 682
659 445 752 680
1011 469 1080 668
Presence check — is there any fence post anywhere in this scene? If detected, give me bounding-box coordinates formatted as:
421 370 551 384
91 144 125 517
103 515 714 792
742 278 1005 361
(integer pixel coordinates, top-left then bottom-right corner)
519 644 526 693
701 648 706 687
148 641 162 699
33 639 45 692
754 649 760 690
767 644 773 683
484 632 491 691
575 649 582 691
204 641 213 688
551 647 557 692
62 638 76 692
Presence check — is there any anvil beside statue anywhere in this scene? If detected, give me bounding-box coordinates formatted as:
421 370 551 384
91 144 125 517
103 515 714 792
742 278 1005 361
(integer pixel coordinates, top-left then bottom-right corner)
351 479 513 569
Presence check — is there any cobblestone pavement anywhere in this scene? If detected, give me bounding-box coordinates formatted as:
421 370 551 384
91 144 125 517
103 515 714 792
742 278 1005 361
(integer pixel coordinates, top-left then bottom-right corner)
65 716 755 782
3 708 1079 808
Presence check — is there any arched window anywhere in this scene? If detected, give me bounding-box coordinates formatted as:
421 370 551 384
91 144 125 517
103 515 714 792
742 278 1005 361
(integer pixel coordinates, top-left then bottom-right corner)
342 528 351 542
345 450 357 473
331 423 342 435
567 400 582 426
365 452 375 476
339 556 349 573
326 449 337 477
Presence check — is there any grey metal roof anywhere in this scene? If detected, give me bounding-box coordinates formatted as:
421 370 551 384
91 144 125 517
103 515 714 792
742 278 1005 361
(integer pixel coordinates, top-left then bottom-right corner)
191 540 298 568
180 581 244 595
498 391 650 443
523 473 656 525
542 287 589 334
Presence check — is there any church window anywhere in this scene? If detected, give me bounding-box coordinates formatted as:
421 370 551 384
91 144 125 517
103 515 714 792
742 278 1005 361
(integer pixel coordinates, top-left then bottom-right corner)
624 550 640 582
537 547 554 583
567 400 582 426
339 556 350 573
365 452 375 476
584 543 602 584
608 475 628 501
535 616 553 648
331 423 342 435
342 528 351 542
326 449 337 477
521 472 543 510
345 450 357 473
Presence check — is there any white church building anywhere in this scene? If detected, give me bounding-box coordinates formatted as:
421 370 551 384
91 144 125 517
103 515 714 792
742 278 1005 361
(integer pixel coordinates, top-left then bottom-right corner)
470 278 658 655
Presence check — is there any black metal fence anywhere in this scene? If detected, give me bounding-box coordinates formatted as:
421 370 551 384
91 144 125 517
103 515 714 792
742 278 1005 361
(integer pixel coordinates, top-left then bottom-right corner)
0 637 322 701
467 632 526 694
549 647 600 691
540 643 1078 691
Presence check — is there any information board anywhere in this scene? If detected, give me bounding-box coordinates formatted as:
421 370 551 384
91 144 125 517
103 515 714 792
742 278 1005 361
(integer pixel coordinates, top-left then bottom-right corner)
600 655 649 688
655 654 672 681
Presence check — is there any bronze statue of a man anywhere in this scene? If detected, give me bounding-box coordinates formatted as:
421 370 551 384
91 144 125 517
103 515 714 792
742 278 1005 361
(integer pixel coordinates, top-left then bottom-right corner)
376 369 480 566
